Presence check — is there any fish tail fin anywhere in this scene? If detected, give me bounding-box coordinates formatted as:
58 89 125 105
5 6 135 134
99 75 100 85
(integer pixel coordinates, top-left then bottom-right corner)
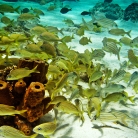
127 30 131 38
128 96 135 103
89 37 92 43
32 65 40 73
29 35 35 42
118 42 122 46
19 109 27 114
61 37 67 45
30 133 38 138
79 111 85 122
117 47 121 60
15 6 20 14
117 53 120 61
30 7 33 10
59 28 64 35
35 14 40 19
91 14 96 23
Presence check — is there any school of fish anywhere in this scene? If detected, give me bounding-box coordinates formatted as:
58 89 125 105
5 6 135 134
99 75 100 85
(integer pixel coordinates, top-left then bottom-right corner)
0 1 138 138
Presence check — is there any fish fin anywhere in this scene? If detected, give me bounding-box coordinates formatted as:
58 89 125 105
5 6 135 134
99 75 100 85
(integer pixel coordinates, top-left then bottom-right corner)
15 6 20 14
30 133 38 138
0 12 4 15
29 35 35 42
59 28 64 35
128 96 135 103
43 135 50 138
127 30 131 38
32 65 40 73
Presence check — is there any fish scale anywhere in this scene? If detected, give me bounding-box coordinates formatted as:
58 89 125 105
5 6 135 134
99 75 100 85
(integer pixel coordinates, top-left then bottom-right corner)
0 125 37 138
96 18 117 28
110 70 126 83
128 49 138 66
103 41 120 60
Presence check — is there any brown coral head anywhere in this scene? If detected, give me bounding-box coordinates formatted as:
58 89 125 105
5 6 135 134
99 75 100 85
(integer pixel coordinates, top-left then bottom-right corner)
0 80 13 105
23 82 45 107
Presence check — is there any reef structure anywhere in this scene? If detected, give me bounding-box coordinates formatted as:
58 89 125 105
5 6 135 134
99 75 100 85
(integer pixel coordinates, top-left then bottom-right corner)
124 2 138 22
0 58 54 135
90 2 124 20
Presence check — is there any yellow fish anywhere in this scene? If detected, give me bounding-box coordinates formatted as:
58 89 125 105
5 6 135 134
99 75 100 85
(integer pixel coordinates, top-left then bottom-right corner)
18 13 39 21
25 43 42 53
119 37 132 46
102 37 122 46
131 36 138 45
55 101 84 121
79 36 92 46
33 120 57 137
0 125 37 138
1 16 14 25
6 65 39 80
51 72 77 98
40 31 61 42
103 92 134 103
0 4 20 14
0 104 26 116
40 41 57 57
91 97 101 118
128 49 138 67
46 95 67 109
108 28 131 37
30 26 47 35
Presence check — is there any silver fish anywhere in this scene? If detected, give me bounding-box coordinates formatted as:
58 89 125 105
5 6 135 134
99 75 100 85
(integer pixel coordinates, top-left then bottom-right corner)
110 70 126 83
103 41 121 60
128 71 138 86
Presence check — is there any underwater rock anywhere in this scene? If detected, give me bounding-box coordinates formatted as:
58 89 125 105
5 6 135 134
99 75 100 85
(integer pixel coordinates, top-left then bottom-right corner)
124 2 138 22
3 0 18 1
104 0 112 3
23 82 45 108
0 80 13 105
90 2 124 20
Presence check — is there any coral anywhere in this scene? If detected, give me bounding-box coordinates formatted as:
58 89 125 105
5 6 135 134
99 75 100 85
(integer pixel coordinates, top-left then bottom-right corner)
26 103 44 122
124 2 138 22
14 115 33 136
0 58 53 135
0 80 13 105
23 82 45 108
90 2 124 20
104 0 112 3
18 58 49 84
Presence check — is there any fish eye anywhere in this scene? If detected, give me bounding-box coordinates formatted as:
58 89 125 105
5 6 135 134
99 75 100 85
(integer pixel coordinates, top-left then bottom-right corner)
56 102 61 107
37 127 42 130
7 75 11 78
